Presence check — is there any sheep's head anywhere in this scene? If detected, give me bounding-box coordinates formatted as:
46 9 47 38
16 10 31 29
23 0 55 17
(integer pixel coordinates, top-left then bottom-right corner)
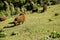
19 12 26 16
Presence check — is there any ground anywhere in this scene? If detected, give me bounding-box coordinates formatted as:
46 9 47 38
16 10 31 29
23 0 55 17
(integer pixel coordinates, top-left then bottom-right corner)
0 4 60 40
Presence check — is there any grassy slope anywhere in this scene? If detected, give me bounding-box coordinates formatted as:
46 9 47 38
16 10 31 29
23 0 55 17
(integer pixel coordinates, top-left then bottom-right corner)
0 4 60 40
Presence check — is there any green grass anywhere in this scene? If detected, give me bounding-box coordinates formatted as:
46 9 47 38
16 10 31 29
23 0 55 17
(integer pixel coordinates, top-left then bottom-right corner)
0 4 60 40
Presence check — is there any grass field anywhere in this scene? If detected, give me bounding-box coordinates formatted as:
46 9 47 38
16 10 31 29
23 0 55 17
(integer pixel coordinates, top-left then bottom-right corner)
0 4 60 40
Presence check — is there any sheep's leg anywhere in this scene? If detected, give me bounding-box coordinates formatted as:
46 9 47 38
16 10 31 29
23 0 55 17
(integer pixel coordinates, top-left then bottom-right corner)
18 22 21 25
22 21 24 24
14 21 18 26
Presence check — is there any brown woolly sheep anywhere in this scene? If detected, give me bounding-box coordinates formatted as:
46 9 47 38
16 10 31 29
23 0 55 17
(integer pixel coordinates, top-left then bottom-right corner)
0 15 7 21
43 5 47 11
13 12 26 26
42 4 47 12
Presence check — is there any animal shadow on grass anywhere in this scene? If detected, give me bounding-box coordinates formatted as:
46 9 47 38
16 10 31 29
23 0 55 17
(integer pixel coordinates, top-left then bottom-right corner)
3 21 21 29
3 22 17 29
3 25 16 29
48 19 53 22
8 22 14 24
40 10 45 13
